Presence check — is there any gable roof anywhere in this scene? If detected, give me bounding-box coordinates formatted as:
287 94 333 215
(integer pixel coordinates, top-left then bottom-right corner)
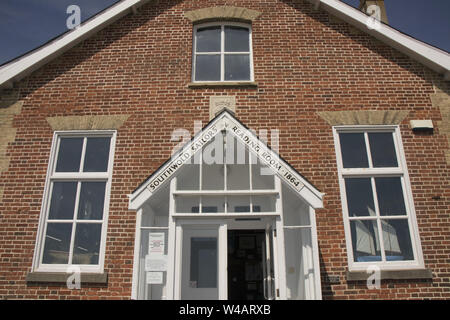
128 109 325 210
0 0 449 90
309 0 449 79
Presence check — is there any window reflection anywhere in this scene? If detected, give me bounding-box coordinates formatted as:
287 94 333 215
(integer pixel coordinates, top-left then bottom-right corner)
382 219 414 261
350 220 381 262
375 177 406 216
83 137 111 172
55 138 83 172
194 24 252 82
48 182 77 220
42 223 73 264
368 133 398 167
345 178 376 217
339 133 368 168
72 223 102 265
77 182 106 220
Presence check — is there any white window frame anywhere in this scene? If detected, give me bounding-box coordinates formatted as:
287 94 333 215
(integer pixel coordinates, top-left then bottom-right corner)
32 130 116 273
333 125 424 271
192 21 254 82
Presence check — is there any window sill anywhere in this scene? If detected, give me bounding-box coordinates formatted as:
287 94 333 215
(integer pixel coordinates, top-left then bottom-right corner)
188 81 258 88
346 269 433 281
26 272 108 285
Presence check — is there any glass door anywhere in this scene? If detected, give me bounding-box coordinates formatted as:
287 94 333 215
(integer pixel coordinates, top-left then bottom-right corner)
179 225 227 299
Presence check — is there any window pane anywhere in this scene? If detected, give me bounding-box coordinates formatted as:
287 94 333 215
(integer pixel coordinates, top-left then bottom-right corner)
176 164 200 190
83 137 111 172
224 54 250 81
190 237 217 288
202 136 224 189
339 133 369 168
202 196 225 213
142 183 170 228
375 177 407 216
252 195 276 212
77 182 106 220
196 26 221 52
284 228 316 300
252 155 275 190
175 196 200 213
55 138 83 172
225 26 249 52
350 220 381 262
227 163 250 190
42 223 72 264
202 164 224 190
195 54 221 81
368 132 398 167
226 136 250 190
48 182 77 220
228 196 251 213
345 178 376 216
381 219 414 261
72 223 102 265
282 183 311 226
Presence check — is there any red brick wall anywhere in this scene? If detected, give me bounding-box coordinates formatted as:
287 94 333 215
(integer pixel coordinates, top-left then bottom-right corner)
0 0 448 299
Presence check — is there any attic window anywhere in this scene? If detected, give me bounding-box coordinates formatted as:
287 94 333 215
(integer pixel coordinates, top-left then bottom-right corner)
192 22 253 82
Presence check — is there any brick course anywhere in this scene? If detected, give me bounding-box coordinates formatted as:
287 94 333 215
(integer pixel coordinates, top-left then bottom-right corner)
0 0 449 299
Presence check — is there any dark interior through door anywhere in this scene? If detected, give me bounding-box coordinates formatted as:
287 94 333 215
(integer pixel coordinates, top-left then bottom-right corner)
227 229 265 300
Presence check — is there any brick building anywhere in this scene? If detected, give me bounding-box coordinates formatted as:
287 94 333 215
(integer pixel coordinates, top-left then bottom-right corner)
0 0 449 300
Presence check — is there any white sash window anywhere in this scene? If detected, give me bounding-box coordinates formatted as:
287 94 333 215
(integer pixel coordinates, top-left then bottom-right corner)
33 131 116 273
193 22 254 82
333 126 424 271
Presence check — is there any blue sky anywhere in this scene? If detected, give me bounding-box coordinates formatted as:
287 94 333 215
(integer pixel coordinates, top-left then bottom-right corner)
0 0 120 65
0 0 449 66
341 0 450 51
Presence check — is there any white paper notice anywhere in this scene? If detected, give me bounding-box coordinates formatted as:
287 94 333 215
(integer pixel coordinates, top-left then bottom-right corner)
149 233 165 255
146 272 163 284
145 255 168 272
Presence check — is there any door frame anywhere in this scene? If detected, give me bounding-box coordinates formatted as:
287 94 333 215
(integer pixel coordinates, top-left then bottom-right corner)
170 217 282 300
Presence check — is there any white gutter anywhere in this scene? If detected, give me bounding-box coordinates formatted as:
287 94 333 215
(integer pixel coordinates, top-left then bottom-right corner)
307 0 450 79
0 0 151 89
